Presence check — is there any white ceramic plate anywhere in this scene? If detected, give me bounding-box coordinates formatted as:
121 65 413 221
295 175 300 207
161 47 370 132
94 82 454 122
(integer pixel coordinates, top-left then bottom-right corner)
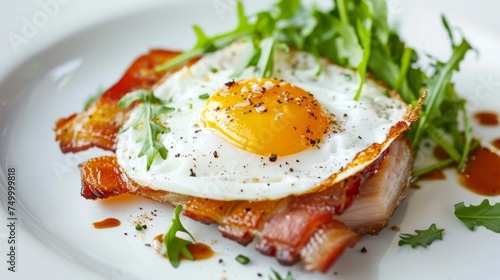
1 1 500 279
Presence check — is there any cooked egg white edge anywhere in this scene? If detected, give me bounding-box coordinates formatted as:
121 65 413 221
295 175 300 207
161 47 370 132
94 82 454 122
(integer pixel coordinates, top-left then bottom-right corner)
115 44 410 201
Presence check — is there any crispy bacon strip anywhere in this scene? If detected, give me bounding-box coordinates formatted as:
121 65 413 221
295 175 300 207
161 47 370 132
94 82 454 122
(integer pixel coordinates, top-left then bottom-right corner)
80 156 135 199
247 150 385 265
337 136 413 234
183 198 234 225
301 220 360 272
79 155 361 270
218 199 291 246
55 50 183 153
80 156 189 204
256 210 333 265
78 138 413 271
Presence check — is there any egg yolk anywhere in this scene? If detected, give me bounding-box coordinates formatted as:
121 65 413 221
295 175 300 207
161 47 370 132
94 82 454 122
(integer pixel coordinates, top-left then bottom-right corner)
201 78 331 157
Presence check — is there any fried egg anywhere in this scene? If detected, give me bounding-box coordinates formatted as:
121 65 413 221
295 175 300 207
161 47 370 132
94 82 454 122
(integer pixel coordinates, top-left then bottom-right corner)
116 43 416 200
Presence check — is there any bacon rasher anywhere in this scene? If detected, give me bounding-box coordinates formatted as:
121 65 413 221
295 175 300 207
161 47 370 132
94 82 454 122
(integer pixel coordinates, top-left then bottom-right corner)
55 50 187 153
78 137 412 271
55 50 414 272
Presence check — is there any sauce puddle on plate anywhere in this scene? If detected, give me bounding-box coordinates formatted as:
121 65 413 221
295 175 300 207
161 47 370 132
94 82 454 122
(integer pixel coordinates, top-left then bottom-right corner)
416 144 500 196
433 145 451 161
153 234 214 261
417 169 446 181
415 146 449 183
459 146 500 196
92 218 121 229
473 111 499 126
492 138 500 150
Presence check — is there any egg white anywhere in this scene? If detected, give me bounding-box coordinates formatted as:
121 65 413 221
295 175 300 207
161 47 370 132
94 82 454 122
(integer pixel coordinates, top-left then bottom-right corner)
116 43 410 200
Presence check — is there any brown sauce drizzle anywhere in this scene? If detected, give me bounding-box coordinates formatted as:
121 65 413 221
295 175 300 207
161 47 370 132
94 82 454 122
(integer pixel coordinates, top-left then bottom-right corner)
418 169 446 181
433 146 450 161
418 145 500 195
414 146 450 183
473 111 499 126
410 184 421 190
492 138 500 150
153 234 214 261
92 218 121 229
459 146 500 196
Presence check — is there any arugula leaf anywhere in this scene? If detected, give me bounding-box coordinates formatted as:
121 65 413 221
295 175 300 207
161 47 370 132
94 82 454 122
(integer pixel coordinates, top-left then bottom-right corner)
329 17 362 67
273 0 300 19
410 39 472 150
454 200 500 233
398 224 445 248
155 1 253 72
256 37 277 77
269 269 295 280
161 205 196 268
83 86 104 110
235 254 250 265
393 47 412 92
412 158 454 178
118 90 174 171
231 41 257 77
353 1 373 100
198 93 210 100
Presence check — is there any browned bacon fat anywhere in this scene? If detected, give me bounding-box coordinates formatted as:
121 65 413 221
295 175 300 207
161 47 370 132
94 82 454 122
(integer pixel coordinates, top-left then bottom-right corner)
55 50 186 153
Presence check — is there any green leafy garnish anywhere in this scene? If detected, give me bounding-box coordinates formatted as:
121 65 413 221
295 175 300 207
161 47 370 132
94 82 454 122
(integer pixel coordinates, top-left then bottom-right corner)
235 254 250 265
161 205 196 268
454 200 500 233
352 0 373 100
118 90 174 171
154 1 253 73
398 223 445 248
198 93 210 100
155 0 474 175
269 269 294 280
409 17 473 171
135 224 143 231
83 86 104 110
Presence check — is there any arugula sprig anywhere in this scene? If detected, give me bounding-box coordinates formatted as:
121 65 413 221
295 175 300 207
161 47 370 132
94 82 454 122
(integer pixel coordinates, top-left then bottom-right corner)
155 0 474 176
269 269 295 280
398 223 445 248
409 17 473 172
118 90 174 171
454 200 500 233
155 0 373 89
161 205 196 268
235 254 250 265
155 1 253 73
